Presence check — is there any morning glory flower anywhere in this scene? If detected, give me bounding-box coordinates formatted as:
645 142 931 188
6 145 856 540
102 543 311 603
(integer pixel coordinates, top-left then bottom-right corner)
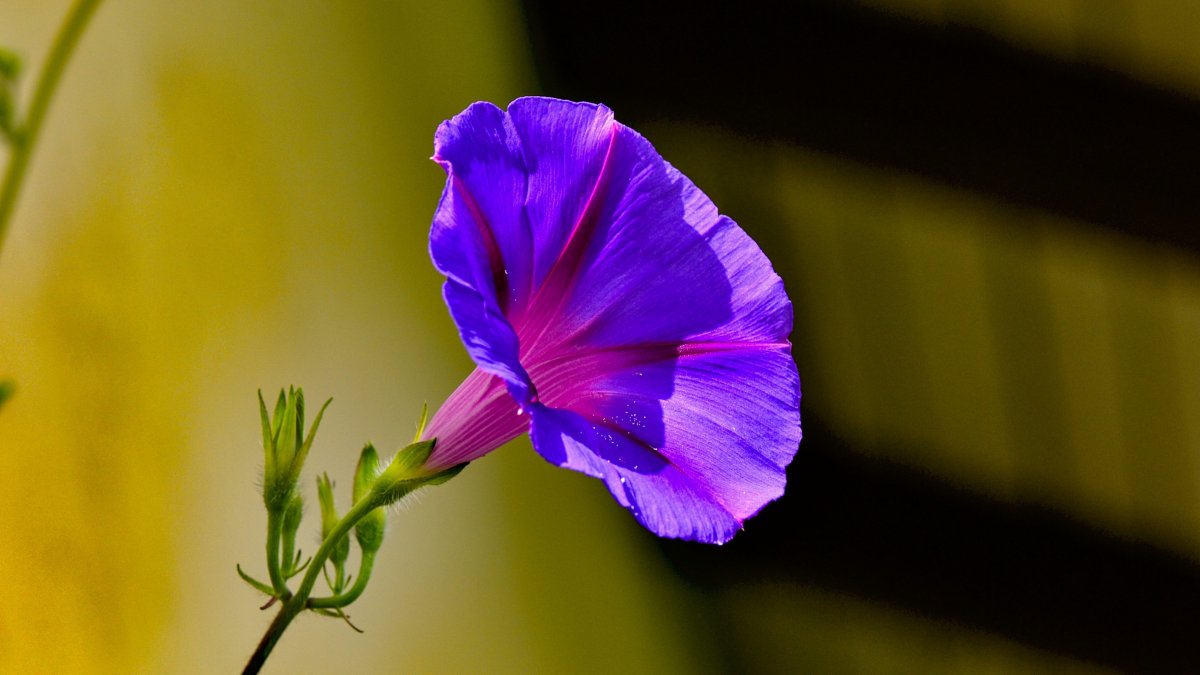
420 97 801 544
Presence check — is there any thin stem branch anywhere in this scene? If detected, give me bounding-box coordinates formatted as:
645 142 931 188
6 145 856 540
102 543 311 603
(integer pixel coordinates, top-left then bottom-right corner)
0 0 104 261
242 494 382 675
308 549 376 609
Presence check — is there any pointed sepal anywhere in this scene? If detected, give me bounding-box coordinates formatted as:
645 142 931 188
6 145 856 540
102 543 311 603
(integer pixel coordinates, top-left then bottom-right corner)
412 402 429 443
367 439 468 507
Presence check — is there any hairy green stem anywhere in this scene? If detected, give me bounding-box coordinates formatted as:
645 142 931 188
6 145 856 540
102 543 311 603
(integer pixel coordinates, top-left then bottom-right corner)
242 494 384 674
0 0 104 261
264 509 288 596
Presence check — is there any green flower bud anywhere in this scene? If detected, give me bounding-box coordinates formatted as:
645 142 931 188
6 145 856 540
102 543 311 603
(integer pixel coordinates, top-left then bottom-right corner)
352 443 381 504
316 473 340 540
258 387 330 511
353 444 387 554
317 473 349 590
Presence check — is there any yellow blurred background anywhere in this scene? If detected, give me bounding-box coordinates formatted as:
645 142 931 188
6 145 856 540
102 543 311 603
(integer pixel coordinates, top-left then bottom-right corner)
0 1 699 672
3 0 1200 673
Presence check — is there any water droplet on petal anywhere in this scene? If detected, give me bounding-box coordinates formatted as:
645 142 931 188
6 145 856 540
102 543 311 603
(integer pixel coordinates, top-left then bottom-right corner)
516 407 524 416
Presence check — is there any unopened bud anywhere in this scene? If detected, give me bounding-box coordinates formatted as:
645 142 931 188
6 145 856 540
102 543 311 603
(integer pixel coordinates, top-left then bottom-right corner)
353 444 387 553
258 387 330 511
317 473 349 577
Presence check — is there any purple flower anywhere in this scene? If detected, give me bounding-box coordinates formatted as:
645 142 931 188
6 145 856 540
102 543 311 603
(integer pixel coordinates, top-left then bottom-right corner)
420 97 800 543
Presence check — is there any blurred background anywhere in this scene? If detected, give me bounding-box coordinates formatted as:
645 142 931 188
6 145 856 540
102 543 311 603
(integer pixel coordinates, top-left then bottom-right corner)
2 0 1199 672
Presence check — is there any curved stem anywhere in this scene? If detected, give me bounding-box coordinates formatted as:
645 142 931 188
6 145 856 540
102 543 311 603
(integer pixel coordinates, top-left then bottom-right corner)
264 509 288 596
242 494 383 675
0 0 104 261
308 549 376 609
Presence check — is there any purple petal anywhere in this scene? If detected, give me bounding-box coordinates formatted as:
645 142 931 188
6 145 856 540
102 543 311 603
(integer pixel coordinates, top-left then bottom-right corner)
439 280 533 403
506 98 616 296
527 343 799 543
515 121 736 355
428 97 801 542
529 403 744 544
430 98 619 403
431 101 529 314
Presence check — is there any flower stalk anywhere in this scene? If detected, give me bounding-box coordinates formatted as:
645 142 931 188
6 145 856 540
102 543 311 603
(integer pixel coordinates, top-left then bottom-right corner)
242 489 388 674
239 388 466 674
